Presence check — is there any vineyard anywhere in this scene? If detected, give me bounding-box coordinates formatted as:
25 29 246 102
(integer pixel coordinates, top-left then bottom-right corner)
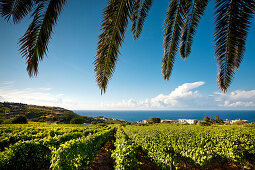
0 123 255 169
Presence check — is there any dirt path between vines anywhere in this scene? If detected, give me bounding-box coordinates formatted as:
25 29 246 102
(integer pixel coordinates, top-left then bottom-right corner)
136 148 161 170
89 134 115 170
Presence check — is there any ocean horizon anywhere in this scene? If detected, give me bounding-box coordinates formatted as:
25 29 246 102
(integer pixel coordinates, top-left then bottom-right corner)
74 110 255 123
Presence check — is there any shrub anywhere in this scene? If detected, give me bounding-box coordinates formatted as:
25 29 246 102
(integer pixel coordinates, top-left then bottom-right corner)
197 121 211 126
150 117 161 123
11 115 27 124
70 117 84 124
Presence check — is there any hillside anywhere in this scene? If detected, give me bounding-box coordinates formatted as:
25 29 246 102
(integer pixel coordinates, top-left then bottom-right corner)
0 102 118 124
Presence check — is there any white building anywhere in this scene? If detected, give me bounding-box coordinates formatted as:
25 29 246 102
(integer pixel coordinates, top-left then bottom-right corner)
178 119 198 124
161 120 177 123
230 119 248 124
136 120 149 124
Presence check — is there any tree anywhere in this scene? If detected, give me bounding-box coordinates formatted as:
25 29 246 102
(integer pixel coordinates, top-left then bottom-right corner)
70 117 84 124
203 116 210 122
1 0 254 93
12 115 28 124
150 117 161 123
215 115 219 122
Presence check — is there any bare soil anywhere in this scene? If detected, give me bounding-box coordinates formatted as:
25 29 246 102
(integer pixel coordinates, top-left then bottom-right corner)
89 134 115 170
136 149 161 170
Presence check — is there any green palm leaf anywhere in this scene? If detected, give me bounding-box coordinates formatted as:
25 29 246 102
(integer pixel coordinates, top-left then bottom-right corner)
131 0 153 39
0 0 35 23
180 0 209 59
162 0 191 80
19 0 66 77
94 0 133 94
215 0 255 92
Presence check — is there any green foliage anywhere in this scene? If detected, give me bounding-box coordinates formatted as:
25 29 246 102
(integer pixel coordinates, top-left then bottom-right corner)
197 121 211 126
0 123 112 169
11 115 27 124
1 141 51 170
123 124 255 169
215 115 219 122
215 0 255 91
131 0 153 39
203 116 210 122
150 117 161 123
94 0 132 94
0 102 82 123
70 117 85 124
51 129 114 169
112 128 139 169
91 121 97 124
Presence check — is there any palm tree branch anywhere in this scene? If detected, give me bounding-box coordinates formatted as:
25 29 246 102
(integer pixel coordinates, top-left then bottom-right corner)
94 0 132 94
215 0 255 92
162 0 191 80
131 0 153 39
180 0 209 59
19 0 66 76
0 0 35 23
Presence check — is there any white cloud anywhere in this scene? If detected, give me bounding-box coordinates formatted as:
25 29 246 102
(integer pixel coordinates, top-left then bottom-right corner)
103 81 206 109
102 82 255 110
150 81 205 107
214 90 255 108
1 81 255 110
0 83 83 109
0 81 15 86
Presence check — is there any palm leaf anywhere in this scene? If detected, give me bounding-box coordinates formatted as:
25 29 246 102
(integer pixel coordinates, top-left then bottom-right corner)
131 0 153 39
162 0 191 80
215 0 255 92
94 0 133 94
19 0 66 77
180 0 209 59
0 0 35 23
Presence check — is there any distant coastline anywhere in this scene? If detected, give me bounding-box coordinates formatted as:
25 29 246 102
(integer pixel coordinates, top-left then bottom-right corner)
75 110 255 123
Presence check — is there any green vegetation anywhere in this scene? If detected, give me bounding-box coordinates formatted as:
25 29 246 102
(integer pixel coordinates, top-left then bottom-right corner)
11 115 28 124
0 102 125 124
51 129 114 169
149 117 161 123
0 123 112 169
0 122 254 169
2 141 51 169
0 102 80 123
123 124 255 169
70 117 85 124
200 115 224 126
111 128 139 169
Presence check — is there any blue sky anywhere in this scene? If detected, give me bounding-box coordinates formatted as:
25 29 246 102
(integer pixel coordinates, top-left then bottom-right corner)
0 0 255 110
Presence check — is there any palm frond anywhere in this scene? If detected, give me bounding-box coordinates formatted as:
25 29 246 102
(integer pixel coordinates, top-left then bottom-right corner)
94 0 132 94
162 0 191 80
215 0 255 92
19 0 66 76
131 0 153 39
0 0 35 23
180 0 209 59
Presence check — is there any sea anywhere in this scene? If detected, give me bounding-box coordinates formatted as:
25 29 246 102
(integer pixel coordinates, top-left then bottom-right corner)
74 110 255 123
